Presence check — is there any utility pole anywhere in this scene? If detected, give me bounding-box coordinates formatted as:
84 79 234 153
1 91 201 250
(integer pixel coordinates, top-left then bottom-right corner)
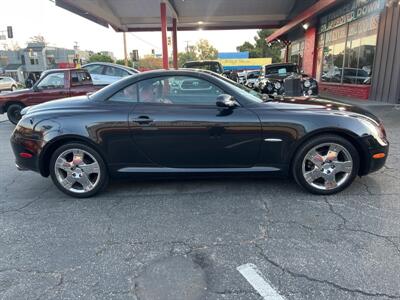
123 32 128 66
184 40 189 52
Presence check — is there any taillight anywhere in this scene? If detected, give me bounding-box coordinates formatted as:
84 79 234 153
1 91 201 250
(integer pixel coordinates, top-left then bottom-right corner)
19 152 33 158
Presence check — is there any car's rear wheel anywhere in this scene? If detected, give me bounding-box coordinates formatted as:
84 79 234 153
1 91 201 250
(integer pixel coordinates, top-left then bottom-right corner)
293 135 359 195
7 103 24 125
49 143 109 198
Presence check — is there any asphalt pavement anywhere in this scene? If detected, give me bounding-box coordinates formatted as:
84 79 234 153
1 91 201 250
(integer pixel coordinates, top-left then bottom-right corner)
0 104 399 300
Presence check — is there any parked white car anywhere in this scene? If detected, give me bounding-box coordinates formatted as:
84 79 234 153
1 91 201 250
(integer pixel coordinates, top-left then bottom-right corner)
82 62 139 85
0 76 18 93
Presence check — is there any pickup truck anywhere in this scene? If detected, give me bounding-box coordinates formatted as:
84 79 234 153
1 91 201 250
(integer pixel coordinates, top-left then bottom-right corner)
0 68 104 124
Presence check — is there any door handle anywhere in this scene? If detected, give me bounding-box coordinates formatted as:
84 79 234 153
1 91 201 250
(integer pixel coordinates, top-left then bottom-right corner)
131 116 154 125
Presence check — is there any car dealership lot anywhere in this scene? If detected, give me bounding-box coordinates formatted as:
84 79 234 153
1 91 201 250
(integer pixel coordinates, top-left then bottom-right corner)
0 106 399 300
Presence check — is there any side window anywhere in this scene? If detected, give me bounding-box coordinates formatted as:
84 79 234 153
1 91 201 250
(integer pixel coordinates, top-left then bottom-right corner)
138 76 223 105
37 72 65 89
85 65 104 75
104 66 129 78
108 83 138 103
71 71 92 86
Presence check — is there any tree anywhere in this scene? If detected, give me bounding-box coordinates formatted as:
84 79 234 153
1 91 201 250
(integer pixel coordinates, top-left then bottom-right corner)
115 59 133 67
29 35 47 45
236 41 259 58
178 39 218 66
195 39 218 60
236 29 282 62
8 41 21 50
88 53 114 63
178 45 197 66
136 55 163 70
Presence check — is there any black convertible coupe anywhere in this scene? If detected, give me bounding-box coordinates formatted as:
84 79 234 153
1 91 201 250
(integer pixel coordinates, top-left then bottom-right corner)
10 70 388 197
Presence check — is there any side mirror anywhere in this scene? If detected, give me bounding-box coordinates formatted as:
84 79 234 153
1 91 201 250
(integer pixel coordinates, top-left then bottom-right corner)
216 94 238 108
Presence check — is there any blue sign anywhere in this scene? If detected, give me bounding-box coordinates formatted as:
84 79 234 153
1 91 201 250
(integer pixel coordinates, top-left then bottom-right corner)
218 52 249 59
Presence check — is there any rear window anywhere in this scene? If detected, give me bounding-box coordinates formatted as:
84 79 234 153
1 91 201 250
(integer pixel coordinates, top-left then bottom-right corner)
183 62 223 73
71 71 92 86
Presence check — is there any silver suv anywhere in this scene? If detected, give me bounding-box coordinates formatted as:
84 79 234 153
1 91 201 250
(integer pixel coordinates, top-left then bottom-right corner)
0 76 17 93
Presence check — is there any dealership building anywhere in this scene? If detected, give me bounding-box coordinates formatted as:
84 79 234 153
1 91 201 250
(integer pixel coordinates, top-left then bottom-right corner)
57 0 399 103
267 0 400 103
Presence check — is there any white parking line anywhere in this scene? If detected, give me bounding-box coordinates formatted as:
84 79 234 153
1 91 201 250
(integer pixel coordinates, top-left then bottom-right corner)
237 263 285 300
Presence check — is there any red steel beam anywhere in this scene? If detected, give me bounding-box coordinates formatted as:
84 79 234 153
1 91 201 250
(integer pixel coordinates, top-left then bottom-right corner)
160 2 169 69
172 18 178 69
266 0 337 43
122 24 278 32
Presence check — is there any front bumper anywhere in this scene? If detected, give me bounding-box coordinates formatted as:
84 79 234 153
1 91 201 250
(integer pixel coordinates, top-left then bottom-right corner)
360 136 389 175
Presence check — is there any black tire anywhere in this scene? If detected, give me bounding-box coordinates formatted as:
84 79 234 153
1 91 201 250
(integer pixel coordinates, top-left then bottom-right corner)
7 103 24 125
292 134 360 195
11 85 16 91
49 143 109 198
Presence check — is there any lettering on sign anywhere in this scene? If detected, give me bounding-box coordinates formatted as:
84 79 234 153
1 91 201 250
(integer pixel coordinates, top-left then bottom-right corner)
319 0 385 33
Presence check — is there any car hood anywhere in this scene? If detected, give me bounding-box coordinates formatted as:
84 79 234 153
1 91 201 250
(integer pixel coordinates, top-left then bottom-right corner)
22 96 92 116
0 88 31 99
262 96 381 124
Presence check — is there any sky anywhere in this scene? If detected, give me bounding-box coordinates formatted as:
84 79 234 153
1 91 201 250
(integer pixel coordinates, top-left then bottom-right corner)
0 0 259 59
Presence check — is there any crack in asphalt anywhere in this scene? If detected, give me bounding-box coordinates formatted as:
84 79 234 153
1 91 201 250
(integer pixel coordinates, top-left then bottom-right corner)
1 174 19 195
324 198 400 256
0 268 64 300
254 244 400 299
0 187 52 215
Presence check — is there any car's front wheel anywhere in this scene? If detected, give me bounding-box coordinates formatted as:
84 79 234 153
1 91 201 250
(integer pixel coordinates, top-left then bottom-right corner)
293 135 359 195
49 143 109 198
7 103 24 125
11 85 16 91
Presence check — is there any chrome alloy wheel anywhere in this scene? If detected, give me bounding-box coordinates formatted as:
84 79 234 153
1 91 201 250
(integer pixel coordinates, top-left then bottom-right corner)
54 148 101 194
302 143 353 191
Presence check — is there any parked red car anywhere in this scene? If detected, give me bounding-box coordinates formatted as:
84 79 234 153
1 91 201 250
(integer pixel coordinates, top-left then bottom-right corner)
0 68 104 124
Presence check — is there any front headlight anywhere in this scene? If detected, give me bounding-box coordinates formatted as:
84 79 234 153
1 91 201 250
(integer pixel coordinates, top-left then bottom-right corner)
303 80 311 88
360 118 388 146
274 82 282 90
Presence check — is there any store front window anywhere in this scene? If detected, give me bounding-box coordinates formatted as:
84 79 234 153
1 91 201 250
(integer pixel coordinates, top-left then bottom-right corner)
321 25 347 83
318 11 380 85
289 40 304 69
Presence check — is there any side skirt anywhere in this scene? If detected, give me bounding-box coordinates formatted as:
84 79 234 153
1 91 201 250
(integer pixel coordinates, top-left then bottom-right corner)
117 166 281 174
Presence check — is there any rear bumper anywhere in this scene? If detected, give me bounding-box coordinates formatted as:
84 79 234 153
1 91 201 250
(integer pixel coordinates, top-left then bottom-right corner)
10 133 42 173
15 163 29 171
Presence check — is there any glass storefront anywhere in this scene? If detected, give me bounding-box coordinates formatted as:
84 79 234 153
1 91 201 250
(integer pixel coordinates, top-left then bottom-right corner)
316 0 386 86
289 40 305 70
318 14 379 85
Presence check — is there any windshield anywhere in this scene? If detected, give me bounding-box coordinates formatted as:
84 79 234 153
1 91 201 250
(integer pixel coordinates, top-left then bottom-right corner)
265 65 298 76
246 71 260 78
183 62 222 73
